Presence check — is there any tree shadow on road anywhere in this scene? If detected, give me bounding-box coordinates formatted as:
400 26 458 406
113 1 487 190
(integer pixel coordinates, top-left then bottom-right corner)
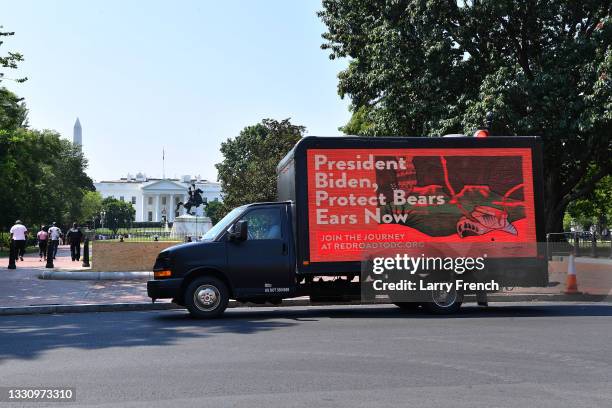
2 303 612 362
0 310 296 362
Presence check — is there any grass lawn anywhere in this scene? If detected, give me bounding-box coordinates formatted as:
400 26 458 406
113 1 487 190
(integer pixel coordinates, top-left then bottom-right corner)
0 246 39 258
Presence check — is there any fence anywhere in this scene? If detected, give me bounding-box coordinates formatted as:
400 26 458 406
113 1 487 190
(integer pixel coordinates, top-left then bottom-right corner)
0 226 205 252
90 226 204 243
546 232 612 259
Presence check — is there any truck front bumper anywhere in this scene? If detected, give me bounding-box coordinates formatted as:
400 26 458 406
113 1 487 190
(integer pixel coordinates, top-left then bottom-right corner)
147 278 182 300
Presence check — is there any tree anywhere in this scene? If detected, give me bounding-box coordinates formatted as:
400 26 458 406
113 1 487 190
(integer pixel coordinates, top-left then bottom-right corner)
101 197 135 234
215 118 305 211
0 87 27 130
206 200 224 225
81 191 103 225
319 0 612 233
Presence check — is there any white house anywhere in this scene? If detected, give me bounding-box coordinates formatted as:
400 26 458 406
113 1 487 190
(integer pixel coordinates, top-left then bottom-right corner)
94 173 223 222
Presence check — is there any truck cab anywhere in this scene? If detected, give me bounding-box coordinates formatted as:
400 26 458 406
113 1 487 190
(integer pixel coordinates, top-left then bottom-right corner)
148 202 297 318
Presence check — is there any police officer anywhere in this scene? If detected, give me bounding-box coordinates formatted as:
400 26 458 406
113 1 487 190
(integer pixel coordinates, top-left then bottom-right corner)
66 222 83 262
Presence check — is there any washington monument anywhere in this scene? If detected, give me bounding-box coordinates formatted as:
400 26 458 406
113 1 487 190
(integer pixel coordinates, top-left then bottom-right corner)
73 117 82 148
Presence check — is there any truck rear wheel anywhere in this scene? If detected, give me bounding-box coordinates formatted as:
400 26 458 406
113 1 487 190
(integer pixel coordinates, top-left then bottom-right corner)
422 288 462 314
185 277 229 319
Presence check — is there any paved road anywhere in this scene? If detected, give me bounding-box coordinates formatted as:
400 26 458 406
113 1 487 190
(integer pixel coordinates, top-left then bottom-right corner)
1 303 612 408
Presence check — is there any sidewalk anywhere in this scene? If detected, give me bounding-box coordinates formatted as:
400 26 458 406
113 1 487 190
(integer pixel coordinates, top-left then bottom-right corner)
0 246 158 307
1 246 610 313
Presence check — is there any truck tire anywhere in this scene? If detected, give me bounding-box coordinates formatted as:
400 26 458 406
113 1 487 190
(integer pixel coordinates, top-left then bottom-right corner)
185 277 229 319
422 288 463 315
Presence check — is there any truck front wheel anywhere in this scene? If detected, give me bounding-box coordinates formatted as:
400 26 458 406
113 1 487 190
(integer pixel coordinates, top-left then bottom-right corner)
185 277 229 319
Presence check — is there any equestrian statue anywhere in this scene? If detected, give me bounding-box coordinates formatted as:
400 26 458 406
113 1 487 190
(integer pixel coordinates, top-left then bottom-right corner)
175 183 208 216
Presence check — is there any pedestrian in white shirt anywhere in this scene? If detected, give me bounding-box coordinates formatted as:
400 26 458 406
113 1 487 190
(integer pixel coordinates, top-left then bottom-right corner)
9 220 28 261
48 222 62 260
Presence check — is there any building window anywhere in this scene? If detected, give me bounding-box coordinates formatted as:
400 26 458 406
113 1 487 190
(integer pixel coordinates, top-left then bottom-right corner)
213 197 219 202
120 196 124 202
131 196 136 205
161 197 167 205
148 211 153 222
148 197 153 205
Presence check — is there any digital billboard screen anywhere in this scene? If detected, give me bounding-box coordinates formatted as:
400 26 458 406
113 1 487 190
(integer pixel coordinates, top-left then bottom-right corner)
307 148 537 262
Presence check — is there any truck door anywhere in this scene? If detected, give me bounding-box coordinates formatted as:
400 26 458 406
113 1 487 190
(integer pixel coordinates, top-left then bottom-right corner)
226 205 294 297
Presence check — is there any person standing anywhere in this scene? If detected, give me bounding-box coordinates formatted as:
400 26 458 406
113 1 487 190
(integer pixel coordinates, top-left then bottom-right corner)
36 225 48 261
66 223 83 261
48 222 62 260
9 220 28 261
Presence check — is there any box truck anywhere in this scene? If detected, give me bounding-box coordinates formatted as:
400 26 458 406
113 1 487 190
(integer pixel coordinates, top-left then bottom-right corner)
147 135 547 318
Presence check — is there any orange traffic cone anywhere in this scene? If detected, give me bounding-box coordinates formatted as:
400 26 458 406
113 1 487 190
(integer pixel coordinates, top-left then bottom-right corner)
564 253 581 294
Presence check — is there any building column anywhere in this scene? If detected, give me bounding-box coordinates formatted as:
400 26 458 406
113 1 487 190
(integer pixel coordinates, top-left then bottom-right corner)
141 194 147 222
155 195 160 222
169 194 174 221
183 194 188 215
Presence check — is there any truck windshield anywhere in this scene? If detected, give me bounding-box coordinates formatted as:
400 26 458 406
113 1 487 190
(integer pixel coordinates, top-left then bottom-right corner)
202 205 246 241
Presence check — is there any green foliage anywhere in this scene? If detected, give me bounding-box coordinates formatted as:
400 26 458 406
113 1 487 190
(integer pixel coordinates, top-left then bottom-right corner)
81 191 103 224
0 87 27 130
567 175 612 228
320 0 612 232
216 118 305 211
101 197 135 234
0 27 27 83
339 105 374 135
206 200 224 225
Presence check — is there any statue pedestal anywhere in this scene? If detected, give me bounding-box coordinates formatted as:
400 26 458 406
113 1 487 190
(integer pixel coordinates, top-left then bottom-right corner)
171 214 213 239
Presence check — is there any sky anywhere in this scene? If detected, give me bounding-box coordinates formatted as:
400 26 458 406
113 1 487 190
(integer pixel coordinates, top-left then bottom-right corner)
2 0 351 182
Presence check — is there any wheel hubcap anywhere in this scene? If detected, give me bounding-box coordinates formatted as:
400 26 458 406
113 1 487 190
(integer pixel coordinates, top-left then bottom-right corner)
431 287 457 308
194 285 221 311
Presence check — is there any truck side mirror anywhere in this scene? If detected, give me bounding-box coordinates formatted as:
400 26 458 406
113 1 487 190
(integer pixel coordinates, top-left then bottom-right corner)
229 220 248 241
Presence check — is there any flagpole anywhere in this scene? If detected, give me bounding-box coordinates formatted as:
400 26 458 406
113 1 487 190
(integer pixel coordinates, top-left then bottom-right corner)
162 148 165 179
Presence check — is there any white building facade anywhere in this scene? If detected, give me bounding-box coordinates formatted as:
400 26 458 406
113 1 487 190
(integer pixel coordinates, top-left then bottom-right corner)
94 174 223 222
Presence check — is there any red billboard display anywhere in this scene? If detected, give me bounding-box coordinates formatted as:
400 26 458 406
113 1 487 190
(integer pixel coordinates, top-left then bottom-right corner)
307 148 537 262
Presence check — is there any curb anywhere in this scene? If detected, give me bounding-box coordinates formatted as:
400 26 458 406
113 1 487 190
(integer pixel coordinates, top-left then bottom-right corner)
38 271 152 280
0 299 311 316
0 294 609 316
472 293 610 303
0 302 180 316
